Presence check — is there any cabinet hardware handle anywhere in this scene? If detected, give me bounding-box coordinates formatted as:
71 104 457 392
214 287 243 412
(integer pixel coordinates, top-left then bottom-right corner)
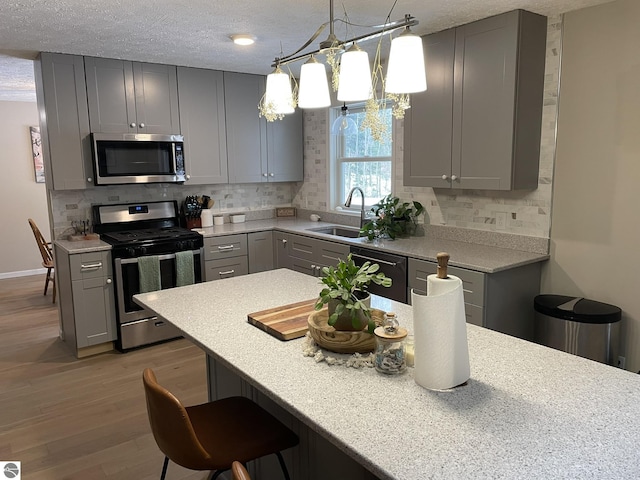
441 174 449 180
217 245 235 251
81 262 103 270
130 122 136 128
139 123 145 128
262 173 268 177
219 270 235 275
185 174 191 180
154 320 166 327
87 177 92 182
269 173 274 177
451 175 458 181
106 278 112 284
282 239 288 244
350 253 397 267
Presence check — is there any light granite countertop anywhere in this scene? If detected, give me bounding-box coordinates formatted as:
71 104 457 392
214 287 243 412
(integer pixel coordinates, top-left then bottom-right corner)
134 269 640 480
55 218 549 273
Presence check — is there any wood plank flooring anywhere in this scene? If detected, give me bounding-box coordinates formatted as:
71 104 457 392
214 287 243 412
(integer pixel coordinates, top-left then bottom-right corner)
0 275 211 479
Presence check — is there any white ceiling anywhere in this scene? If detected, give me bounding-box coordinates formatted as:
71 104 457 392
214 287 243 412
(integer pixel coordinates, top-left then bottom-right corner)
0 0 613 102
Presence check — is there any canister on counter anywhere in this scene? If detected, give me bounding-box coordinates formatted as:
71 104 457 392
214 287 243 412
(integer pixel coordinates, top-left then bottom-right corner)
374 312 407 375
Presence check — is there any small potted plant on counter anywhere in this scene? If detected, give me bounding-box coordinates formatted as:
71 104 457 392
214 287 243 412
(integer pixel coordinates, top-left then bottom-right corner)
314 254 392 332
360 194 425 241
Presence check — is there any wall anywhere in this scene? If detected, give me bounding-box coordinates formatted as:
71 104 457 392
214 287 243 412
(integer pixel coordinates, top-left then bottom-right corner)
293 16 562 242
49 183 295 239
542 0 640 371
0 100 51 277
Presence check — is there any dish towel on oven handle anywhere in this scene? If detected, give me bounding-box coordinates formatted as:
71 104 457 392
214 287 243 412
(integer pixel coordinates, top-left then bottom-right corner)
175 250 195 287
138 255 161 293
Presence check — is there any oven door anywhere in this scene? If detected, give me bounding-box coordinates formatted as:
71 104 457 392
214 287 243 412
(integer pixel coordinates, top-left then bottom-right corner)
114 249 203 324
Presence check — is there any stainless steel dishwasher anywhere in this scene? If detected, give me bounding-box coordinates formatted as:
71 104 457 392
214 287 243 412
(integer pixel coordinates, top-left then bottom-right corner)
349 246 408 303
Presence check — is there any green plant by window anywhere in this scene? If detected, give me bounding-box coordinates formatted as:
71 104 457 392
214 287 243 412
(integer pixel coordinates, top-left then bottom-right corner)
360 195 425 241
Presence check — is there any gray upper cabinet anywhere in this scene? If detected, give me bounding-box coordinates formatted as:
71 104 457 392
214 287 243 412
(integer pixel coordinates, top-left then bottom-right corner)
34 52 93 190
225 71 303 183
85 57 180 134
177 67 228 184
404 10 547 190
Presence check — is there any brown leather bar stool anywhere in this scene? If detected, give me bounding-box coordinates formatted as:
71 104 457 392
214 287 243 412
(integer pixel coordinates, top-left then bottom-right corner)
231 461 252 480
142 368 298 480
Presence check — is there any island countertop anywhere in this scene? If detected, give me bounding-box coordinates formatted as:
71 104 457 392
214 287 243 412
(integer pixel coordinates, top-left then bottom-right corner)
134 269 639 480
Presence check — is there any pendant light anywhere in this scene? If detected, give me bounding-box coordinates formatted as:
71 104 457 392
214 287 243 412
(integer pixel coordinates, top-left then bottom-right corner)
337 44 373 102
331 103 358 136
264 66 295 114
298 56 331 109
385 25 427 94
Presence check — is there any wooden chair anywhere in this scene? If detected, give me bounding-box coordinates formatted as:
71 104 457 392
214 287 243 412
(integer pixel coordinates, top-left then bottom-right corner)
142 368 298 480
28 218 55 303
231 461 252 480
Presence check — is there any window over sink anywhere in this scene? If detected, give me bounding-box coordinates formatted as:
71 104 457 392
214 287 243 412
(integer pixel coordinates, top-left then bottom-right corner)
330 103 393 212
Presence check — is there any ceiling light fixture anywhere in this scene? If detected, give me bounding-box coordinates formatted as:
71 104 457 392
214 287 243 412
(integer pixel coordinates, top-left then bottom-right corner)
331 103 358 136
230 34 256 46
259 0 426 140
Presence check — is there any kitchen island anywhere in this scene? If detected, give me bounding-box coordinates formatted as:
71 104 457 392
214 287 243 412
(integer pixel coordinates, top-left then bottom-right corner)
134 269 640 480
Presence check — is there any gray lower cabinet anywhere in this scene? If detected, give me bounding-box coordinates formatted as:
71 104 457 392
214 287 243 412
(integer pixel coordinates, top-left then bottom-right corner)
85 57 180 134
34 52 93 190
225 72 303 183
248 231 274 273
408 257 541 340
177 67 228 184
404 10 547 190
206 355 378 480
204 234 249 281
274 232 349 277
55 247 117 356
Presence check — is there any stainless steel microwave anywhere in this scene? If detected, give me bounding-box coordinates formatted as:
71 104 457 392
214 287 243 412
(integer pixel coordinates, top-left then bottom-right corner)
91 133 186 185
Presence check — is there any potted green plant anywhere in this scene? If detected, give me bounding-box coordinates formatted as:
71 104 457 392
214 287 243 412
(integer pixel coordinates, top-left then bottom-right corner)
360 194 425 241
314 254 392 332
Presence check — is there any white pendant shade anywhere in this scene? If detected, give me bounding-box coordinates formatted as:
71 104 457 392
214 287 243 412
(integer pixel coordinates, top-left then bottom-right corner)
337 44 373 102
385 30 427 94
298 57 331 109
265 67 295 114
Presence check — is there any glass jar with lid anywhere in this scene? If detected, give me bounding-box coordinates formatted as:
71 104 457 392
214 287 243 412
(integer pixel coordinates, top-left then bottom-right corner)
374 312 407 375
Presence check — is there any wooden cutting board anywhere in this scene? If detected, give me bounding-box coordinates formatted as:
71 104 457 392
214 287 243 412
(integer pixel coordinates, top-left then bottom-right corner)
247 299 317 341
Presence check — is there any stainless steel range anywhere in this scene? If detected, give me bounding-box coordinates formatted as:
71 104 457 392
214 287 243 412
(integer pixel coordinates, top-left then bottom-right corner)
93 201 204 351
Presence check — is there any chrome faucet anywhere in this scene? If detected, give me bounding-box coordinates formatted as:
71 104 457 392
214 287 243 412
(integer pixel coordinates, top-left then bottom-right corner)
344 187 366 228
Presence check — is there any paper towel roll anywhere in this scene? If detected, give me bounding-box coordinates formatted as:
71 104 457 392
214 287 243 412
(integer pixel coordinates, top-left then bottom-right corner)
200 209 213 227
412 274 470 391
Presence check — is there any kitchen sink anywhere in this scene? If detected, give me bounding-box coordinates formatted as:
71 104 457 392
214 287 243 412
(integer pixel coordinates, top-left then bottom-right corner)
306 225 361 238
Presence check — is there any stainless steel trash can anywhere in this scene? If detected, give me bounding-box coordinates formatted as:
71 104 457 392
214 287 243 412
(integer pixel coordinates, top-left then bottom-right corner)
534 295 621 365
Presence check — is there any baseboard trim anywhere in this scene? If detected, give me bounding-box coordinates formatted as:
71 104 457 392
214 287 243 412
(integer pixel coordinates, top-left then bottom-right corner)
0 268 47 280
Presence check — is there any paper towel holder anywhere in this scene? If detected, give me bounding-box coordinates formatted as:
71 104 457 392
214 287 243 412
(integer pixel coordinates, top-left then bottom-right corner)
437 252 450 279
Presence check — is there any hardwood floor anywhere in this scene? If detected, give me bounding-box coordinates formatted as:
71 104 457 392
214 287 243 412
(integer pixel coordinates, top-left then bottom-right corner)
0 275 211 479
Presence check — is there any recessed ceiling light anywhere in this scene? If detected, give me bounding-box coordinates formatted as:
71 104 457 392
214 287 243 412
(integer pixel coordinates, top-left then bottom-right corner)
230 34 255 46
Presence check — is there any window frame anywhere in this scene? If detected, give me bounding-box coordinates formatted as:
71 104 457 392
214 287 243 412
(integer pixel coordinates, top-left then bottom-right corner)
330 102 394 213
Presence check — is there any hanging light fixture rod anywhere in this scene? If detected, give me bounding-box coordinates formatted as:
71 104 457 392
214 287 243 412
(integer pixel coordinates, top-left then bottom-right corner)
271 14 418 68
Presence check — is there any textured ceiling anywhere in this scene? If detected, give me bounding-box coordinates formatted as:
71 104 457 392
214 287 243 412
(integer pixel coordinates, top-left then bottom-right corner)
0 0 614 102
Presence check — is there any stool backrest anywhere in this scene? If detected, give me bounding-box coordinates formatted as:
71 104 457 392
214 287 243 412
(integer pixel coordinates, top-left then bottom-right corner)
232 461 252 480
142 368 210 468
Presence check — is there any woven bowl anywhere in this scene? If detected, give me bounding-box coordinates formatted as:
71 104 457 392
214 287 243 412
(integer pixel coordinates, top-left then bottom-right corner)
307 308 385 354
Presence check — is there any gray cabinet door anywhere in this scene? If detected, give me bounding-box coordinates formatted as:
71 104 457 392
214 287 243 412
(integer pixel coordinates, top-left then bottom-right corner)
274 232 291 269
225 72 268 183
34 53 92 190
453 10 546 190
85 57 136 133
403 28 455 189
178 67 228 184
205 257 249 281
267 108 303 182
86 57 180 134
248 231 274 273
132 62 180 134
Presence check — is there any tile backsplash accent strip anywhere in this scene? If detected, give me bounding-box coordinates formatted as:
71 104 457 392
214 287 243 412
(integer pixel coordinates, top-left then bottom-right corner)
50 183 293 239
293 16 562 250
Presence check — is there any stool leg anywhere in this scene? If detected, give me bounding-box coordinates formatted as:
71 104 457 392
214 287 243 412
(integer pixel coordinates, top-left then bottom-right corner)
160 456 169 480
276 452 291 480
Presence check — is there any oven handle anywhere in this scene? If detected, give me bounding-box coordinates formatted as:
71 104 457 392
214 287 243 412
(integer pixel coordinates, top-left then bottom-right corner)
117 250 201 265
350 253 397 267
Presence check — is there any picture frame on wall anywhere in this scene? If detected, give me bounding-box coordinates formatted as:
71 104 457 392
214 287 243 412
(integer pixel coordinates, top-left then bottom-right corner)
30 126 44 183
